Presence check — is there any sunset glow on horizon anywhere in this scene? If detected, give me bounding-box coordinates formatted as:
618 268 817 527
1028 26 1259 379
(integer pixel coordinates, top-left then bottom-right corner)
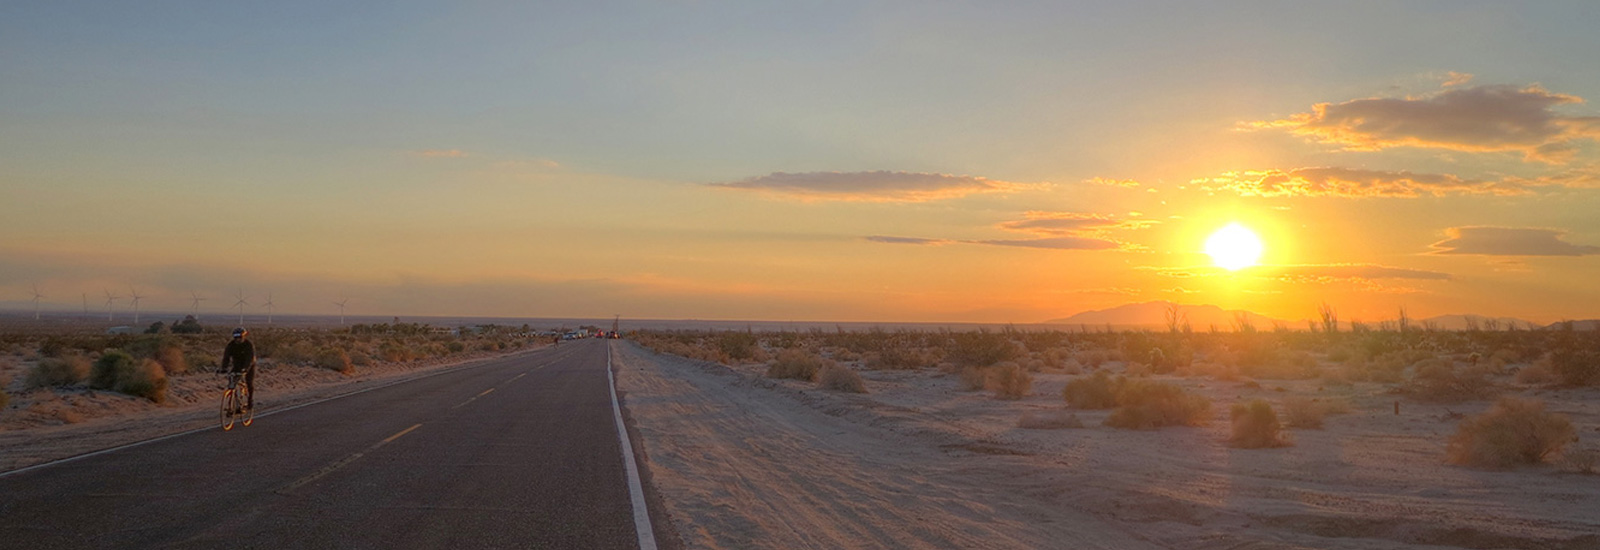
3 2 1599 325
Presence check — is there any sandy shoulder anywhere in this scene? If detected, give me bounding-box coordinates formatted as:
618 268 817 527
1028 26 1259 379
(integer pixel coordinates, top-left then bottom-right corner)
613 342 1600 550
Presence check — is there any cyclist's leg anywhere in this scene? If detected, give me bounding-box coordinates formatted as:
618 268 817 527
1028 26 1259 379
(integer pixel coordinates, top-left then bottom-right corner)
244 365 256 408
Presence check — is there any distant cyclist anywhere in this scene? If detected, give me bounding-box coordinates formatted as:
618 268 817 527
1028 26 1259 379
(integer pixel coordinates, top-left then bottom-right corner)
220 327 257 410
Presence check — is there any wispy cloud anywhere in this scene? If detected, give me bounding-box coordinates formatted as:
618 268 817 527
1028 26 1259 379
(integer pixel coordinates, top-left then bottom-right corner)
1194 167 1527 198
710 171 1041 202
1430 227 1600 256
863 236 950 245
1244 84 1600 163
1441 71 1474 87
407 149 470 158
1084 177 1141 188
996 211 1157 235
971 237 1123 250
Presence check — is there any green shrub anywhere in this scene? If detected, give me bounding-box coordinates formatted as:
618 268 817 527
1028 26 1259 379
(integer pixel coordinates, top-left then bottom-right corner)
315 348 354 374
988 362 1032 400
119 359 169 403
767 349 826 381
945 331 1019 368
718 331 758 362
29 355 91 387
1230 400 1291 448
1104 380 1211 430
817 363 867 393
447 341 466 353
1447 397 1574 468
1063 371 1122 409
90 350 136 390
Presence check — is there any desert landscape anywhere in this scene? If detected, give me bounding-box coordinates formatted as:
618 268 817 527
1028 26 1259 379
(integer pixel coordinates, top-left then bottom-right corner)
615 325 1600 549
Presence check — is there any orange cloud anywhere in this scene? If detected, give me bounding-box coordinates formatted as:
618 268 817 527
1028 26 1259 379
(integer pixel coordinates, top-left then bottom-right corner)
711 171 1041 202
1194 167 1528 198
1245 84 1600 163
1145 263 1451 282
997 212 1156 235
1430 227 1600 256
1084 177 1141 188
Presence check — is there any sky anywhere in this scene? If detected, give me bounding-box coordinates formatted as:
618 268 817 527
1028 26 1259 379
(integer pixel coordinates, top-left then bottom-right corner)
3 1 1599 325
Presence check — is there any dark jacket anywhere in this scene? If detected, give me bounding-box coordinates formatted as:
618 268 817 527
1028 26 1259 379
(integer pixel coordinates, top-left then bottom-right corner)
222 339 255 371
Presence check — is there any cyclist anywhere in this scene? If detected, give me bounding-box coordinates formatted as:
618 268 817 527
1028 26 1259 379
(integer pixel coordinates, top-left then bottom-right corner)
219 327 257 411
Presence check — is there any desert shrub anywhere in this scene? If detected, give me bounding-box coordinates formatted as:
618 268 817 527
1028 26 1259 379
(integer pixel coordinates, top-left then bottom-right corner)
29 355 91 387
154 345 188 375
817 363 868 393
1017 409 1083 429
767 349 827 381
868 346 935 370
91 351 167 402
349 349 373 367
314 348 353 374
945 330 1019 368
1405 359 1495 402
717 331 759 362
1551 347 1600 387
90 350 136 390
1283 397 1330 429
1230 399 1291 448
0 389 7 409
278 341 318 365
1515 355 1559 385
957 366 989 391
987 362 1032 400
1104 380 1212 430
1078 350 1109 369
448 341 466 353
1062 371 1123 409
1446 397 1574 468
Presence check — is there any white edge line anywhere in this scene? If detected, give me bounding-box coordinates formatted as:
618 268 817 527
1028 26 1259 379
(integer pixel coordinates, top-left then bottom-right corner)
608 343 659 550
0 346 557 479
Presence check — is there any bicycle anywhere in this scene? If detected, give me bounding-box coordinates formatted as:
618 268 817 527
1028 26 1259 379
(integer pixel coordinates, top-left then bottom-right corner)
219 369 255 431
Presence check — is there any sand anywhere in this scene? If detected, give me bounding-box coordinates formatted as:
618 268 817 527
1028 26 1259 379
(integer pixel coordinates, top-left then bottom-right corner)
611 342 1600 550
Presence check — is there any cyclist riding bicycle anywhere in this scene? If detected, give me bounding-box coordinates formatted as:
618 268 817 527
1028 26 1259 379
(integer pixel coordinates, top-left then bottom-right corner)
219 327 257 410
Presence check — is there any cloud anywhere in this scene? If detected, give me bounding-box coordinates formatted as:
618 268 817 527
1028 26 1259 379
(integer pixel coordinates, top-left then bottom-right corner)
710 171 1040 202
1430 227 1600 256
1245 84 1600 163
997 212 1155 234
408 149 469 158
863 235 950 245
1194 167 1528 198
969 237 1123 250
1442 72 1475 87
1084 177 1141 188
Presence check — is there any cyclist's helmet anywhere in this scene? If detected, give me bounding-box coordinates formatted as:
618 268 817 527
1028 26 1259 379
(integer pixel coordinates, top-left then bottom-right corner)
232 327 248 338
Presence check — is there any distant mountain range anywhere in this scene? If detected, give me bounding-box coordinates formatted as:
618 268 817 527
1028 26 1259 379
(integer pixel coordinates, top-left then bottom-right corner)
1042 301 1575 331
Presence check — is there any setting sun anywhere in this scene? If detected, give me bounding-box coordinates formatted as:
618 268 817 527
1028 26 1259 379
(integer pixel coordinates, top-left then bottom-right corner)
1205 222 1264 271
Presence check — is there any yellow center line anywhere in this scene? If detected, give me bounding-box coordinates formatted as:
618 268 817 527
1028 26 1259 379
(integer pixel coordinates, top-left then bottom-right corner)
278 423 423 494
476 388 495 398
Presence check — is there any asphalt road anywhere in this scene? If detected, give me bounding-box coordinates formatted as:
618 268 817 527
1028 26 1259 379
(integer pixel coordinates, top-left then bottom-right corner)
0 339 655 549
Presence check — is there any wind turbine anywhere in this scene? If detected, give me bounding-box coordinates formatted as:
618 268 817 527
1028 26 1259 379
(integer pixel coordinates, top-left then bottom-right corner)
103 290 120 322
263 292 275 324
333 298 348 326
128 286 145 325
190 292 206 318
232 289 249 326
30 284 44 320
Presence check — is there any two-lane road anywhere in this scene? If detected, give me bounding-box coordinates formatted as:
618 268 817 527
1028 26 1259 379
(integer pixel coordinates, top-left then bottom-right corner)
0 339 657 549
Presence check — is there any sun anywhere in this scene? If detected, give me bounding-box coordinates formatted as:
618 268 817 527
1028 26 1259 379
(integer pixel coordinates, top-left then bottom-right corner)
1205 222 1263 271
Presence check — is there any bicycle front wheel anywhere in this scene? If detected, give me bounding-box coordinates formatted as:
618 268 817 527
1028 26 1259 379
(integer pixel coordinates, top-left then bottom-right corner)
220 389 238 431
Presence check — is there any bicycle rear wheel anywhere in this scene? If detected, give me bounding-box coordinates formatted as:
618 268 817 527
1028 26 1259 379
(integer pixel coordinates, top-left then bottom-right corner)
220 389 238 431
239 382 255 427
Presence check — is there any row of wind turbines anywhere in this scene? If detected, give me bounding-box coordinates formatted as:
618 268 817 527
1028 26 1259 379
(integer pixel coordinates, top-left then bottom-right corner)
24 285 351 326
